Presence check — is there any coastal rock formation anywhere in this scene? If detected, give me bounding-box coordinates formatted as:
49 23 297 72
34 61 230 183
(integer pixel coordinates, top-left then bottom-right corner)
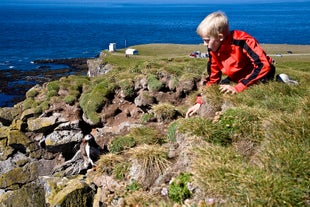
0 53 225 206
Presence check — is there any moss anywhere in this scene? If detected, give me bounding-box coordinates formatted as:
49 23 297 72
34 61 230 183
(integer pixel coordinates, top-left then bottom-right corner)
64 94 77 105
80 79 116 125
147 74 163 92
178 117 232 146
110 135 136 153
141 112 155 123
168 173 192 204
152 103 178 122
119 79 135 98
51 179 95 207
114 161 130 180
47 80 60 92
23 98 36 110
47 89 58 98
130 126 166 145
0 163 37 189
0 182 45 207
7 130 31 147
25 88 39 98
167 121 178 142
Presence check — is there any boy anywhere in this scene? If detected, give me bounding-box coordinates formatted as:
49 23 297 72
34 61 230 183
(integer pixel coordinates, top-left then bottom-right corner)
186 11 275 118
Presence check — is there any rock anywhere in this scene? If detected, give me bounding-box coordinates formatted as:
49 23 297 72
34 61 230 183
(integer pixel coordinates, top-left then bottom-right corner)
176 79 195 96
0 160 55 190
40 175 96 207
0 107 20 126
21 108 39 121
0 138 14 161
0 126 9 139
27 115 59 132
44 130 83 152
54 120 80 131
134 91 155 107
168 76 177 91
10 119 27 131
0 181 46 207
7 130 32 149
87 52 112 77
134 77 148 91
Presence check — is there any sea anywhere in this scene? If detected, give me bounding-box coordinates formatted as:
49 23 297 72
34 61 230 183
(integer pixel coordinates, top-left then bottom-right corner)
0 1 310 107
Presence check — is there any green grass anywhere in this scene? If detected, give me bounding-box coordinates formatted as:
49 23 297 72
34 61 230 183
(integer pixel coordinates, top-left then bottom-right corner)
20 44 310 206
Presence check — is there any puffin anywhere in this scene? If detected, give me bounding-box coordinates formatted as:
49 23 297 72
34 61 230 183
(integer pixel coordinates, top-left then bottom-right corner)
80 134 107 168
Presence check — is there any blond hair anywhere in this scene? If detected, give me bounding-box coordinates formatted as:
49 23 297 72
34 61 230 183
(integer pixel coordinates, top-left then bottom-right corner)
196 11 229 38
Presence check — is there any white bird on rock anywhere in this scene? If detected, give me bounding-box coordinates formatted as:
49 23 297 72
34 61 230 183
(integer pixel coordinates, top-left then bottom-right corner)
80 134 107 168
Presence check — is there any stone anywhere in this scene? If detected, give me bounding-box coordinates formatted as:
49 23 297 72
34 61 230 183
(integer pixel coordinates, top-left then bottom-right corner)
134 91 155 107
27 115 59 132
0 160 55 189
0 181 45 207
0 107 20 126
7 130 32 148
45 129 83 146
40 175 95 207
21 108 38 121
0 126 9 139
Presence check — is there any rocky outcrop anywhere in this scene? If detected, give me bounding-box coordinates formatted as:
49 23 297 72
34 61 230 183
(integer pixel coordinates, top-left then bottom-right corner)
0 58 89 108
87 52 113 77
0 53 226 206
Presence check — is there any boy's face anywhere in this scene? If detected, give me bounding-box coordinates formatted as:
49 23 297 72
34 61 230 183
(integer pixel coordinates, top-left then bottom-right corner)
202 35 222 52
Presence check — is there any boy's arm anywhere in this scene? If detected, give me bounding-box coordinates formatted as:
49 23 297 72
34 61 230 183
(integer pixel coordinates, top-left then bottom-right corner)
235 38 272 92
206 52 222 86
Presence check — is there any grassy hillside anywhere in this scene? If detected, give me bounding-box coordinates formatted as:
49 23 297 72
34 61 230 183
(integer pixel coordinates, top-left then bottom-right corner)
104 44 310 206
24 43 310 206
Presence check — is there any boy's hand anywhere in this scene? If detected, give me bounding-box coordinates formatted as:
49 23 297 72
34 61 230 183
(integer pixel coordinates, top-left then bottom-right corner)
219 85 237 94
185 103 201 118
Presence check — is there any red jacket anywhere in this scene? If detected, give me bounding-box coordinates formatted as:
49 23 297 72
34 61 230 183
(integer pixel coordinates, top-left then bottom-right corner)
206 30 274 92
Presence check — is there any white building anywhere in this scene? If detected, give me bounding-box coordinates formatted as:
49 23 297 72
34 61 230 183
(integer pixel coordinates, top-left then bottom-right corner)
109 43 116 52
125 48 138 55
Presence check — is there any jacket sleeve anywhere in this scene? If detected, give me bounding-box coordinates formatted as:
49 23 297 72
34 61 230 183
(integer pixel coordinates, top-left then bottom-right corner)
206 52 222 86
234 37 272 92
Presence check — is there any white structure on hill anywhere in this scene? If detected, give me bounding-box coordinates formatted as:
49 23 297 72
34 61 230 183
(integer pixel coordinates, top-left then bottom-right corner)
125 48 138 55
109 43 116 52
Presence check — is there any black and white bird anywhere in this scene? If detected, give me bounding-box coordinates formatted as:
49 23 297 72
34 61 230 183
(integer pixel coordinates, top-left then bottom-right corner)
80 134 108 168
276 73 299 85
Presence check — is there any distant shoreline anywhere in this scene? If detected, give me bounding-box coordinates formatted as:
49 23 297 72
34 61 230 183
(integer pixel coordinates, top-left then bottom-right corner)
0 43 309 108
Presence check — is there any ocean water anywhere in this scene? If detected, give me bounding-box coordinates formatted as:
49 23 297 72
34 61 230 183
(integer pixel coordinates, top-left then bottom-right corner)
0 1 309 106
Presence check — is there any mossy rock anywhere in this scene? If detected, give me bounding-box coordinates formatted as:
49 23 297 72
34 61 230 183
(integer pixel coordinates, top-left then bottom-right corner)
0 138 14 161
0 165 33 189
27 116 58 132
49 177 95 207
0 182 45 207
0 126 9 139
0 107 20 126
7 130 32 147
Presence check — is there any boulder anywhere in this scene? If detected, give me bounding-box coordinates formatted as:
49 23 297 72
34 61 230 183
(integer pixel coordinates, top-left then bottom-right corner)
0 181 46 207
21 108 39 121
7 130 31 146
0 138 14 161
87 53 112 77
40 175 96 207
0 160 55 190
176 79 195 96
134 91 155 107
0 107 20 126
44 130 83 153
27 115 59 132
0 126 9 139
